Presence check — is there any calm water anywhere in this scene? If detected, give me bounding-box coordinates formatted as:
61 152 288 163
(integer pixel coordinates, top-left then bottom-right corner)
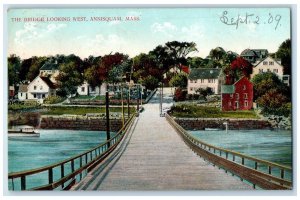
8 129 113 190
190 129 292 167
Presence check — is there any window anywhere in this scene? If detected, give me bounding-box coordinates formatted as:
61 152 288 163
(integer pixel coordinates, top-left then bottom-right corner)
267 69 271 72
40 86 43 90
190 87 193 91
33 94 36 98
269 61 274 65
194 80 198 83
273 69 278 73
81 87 85 92
208 79 215 83
91 87 95 92
244 101 248 107
34 86 37 90
42 94 45 98
243 85 246 90
244 93 248 99
200 79 204 83
20 93 23 97
259 69 263 73
263 61 268 65
230 94 233 99
235 101 239 109
236 93 239 99
228 102 232 107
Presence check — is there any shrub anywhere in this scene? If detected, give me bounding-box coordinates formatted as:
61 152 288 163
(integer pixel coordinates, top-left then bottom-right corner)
44 96 64 104
174 88 187 102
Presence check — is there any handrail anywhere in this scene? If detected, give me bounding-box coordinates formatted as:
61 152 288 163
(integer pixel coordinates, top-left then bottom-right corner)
8 114 136 190
165 113 292 190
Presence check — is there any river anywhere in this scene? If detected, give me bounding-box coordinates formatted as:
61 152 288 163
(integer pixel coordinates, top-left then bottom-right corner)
8 129 113 190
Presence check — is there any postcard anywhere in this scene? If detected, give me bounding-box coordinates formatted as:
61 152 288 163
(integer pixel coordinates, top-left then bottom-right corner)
6 7 292 192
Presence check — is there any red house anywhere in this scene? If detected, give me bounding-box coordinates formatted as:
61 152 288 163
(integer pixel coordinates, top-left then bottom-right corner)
221 76 253 111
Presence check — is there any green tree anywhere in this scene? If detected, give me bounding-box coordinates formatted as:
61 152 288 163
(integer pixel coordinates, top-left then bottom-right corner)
56 61 84 96
196 87 213 100
8 54 21 85
169 73 187 88
140 76 159 91
251 72 289 101
26 56 48 81
275 39 291 75
187 57 203 68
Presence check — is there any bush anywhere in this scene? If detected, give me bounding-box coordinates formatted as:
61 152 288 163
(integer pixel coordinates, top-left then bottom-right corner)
44 96 64 104
174 88 187 102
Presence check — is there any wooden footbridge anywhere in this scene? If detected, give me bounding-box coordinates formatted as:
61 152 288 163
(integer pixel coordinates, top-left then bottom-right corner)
8 90 292 191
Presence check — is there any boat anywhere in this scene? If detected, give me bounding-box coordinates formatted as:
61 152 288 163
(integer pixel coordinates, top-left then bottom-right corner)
8 125 40 137
204 128 222 131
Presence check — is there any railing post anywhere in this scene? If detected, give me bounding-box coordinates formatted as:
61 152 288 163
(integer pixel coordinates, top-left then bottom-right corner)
127 85 130 120
255 162 258 170
106 91 111 148
242 157 245 165
21 176 26 190
61 164 65 188
281 169 285 179
268 166 272 174
233 155 235 162
79 157 83 180
48 168 53 185
71 160 75 172
226 152 228 159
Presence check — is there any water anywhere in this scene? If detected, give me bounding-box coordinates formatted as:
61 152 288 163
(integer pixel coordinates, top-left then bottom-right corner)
190 129 292 181
190 129 292 167
8 129 114 190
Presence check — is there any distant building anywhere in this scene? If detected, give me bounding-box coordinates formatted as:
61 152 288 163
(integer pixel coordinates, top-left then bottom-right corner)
77 82 107 96
240 49 268 64
187 68 223 94
9 86 15 99
39 61 60 83
251 56 290 86
27 76 56 103
221 76 253 111
18 84 28 101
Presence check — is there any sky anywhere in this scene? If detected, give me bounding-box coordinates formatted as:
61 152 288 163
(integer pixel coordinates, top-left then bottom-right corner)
7 8 291 59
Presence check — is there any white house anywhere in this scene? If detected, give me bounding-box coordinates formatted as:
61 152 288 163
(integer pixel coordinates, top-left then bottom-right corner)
27 76 56 103
18 84 28 101
77 82 107 96
187 68 223 94
251 56 289 85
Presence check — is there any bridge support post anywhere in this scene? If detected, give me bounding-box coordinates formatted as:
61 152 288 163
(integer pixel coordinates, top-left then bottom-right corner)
106 91 111 148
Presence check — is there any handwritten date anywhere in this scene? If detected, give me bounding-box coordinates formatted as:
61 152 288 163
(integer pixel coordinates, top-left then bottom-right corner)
220 11 282 30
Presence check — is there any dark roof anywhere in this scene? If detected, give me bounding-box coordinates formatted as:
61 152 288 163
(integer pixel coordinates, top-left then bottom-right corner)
240 49 257 57
188 68 221 80
221 85 235 94
40 62 59 71
18 84 28 92
241 49 268 58
40 76 56 89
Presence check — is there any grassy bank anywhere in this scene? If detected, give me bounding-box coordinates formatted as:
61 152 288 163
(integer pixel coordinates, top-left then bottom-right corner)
42 106 136 115
169 104 259 119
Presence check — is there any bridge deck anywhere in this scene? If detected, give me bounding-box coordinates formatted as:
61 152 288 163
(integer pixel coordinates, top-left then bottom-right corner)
72 89 252 190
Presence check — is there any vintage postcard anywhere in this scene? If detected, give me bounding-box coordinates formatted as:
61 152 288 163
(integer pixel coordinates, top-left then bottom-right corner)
6 7 292 192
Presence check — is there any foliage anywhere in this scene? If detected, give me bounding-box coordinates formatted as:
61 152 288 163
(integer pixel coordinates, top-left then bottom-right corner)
8 54 21 85
275 39 291 75
8 101 40 111
169 73 187 88
43 96 64 104
187 57 203 68
251 72 289 100
173 88 187 102
56 61 84 96
169 104 258 118
140 75 159 90
195 87 213 100
8 112 41 127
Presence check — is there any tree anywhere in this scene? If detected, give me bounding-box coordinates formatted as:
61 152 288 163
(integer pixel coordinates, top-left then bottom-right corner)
26 56 48 81
140 75 160 91
169 73 187 88
8 54 21 85
275 39 291 75
56 61 84 96
196 87 213 100
83 65 101 95
230 57 253 78
187 57 203 68
209 47 226 61
251 72 289 100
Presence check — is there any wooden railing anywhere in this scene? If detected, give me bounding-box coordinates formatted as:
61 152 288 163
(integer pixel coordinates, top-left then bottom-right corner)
165 114 292 190
8 114 136 191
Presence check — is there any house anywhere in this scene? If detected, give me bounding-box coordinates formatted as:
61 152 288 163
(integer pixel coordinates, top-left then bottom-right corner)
221 76 253 111
27 76 56 103
39 61 60 83
240 49 268 64
18 84 28 101
187 68 223 94
9 86 15 99
251 56 290 85
77 82 107 96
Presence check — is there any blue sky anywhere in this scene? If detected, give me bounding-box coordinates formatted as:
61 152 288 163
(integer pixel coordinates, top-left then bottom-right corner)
7 8 290 59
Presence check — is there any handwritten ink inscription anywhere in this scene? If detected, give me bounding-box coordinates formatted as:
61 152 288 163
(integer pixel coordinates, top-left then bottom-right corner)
220 11 282 30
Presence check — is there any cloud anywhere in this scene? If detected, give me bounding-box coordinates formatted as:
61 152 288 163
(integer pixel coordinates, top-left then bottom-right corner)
14 22 67 46
181 24 204 41
151 22 177 37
